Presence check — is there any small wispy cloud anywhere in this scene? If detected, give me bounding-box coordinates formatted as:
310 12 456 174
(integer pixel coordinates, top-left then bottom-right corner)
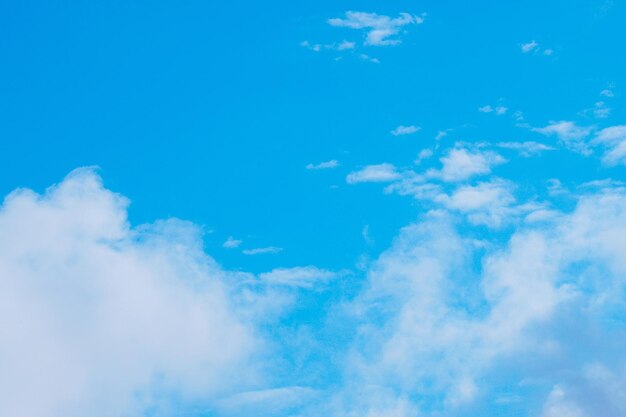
346 163 401 184
300 40 356 52
223 236 242 249
520 40 552 55
415 148 433 164
521 40 539 53
478 105 507 115
533 120 593 155
497 141 556 157
242 246 283 255
306 160 340 170
358 53 380 63
258 266 341 288
600 88 615 97
328 11 425 46
391 125 421 136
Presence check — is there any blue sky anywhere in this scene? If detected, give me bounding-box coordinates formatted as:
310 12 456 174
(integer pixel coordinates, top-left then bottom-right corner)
2 1 626 416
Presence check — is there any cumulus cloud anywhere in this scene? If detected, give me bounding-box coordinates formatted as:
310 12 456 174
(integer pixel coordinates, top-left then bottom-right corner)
533 121 593 154
0 168 260 417
328 11 425 46
593 125 626 165
391 125 421 136
434 147 506 182
338 188 626 415
306 160 340 170
346 163 401 184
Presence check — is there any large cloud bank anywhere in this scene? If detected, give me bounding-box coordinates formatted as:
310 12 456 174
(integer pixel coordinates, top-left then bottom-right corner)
0 169 259 417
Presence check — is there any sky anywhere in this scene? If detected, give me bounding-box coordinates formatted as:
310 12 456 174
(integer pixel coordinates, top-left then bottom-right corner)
1 0 626 416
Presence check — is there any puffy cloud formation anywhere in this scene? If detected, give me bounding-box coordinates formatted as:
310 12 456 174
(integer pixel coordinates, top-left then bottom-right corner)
0 168 259 417
328 11 425 46
335 188 626 416
347 163 401 184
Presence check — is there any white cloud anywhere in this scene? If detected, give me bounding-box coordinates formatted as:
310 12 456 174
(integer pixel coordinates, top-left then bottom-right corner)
242 246 283 255
415 148 433 164
258 266 340 288
328 11 425 46
341 188 626 415
435 147 506 182
593 101 611 119
479 105 507 115
347 163 401 184
600 88 614 97
497 141 556 157
337 40 356 50
217 386 318 416
533 121 594 154
593 125 626 165
391 125 421 136
0 168 260 417
541 386 586 417
223 236 242 248
306 160 340 170
521 40 539 53
301 40 356 52
358 53 380 64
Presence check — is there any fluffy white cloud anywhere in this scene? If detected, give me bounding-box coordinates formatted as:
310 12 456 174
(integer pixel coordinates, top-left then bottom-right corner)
533 121 593 154
0 168 260 417
593 125 626 165
339 188 626 415
328 11 425 46
434 147 506 182
391 125 421 136
306 160 340 170
347 163 401 184
497 141 556 157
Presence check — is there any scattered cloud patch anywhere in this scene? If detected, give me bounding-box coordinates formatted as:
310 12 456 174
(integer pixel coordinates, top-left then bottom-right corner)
306 160 340 170
391 125 421 136
497 141 556 157
521 40 539 53
346 163 401 184
600 88 615 97
593 125 626 165
242 246 283 255
0 168 260 417
328 11 425 46
533 120 593 154
301 40 355 52
521 40 553 56
258 266 340 288
435 147 506 182
479 105 508 115
223 236 242 249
